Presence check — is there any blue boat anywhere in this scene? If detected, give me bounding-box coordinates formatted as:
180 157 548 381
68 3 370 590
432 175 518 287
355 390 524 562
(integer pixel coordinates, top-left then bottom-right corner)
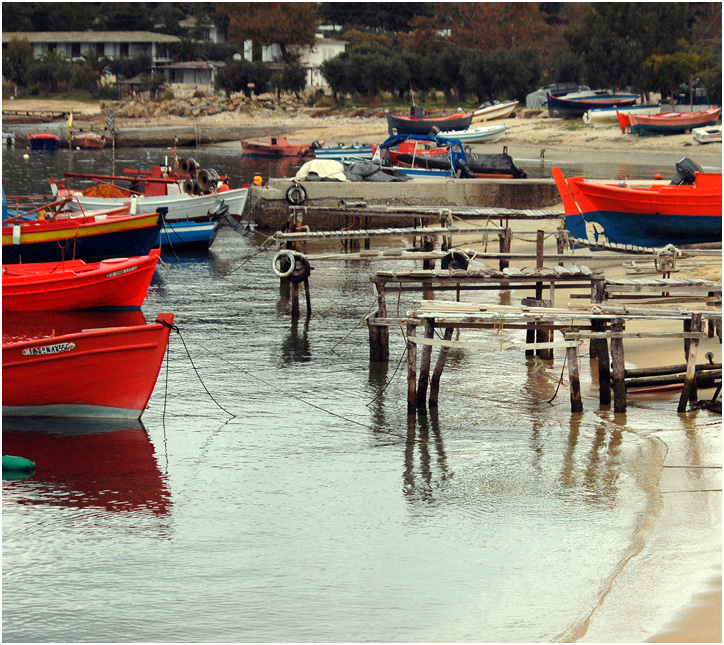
548 91 638 119
27 133 60 151
314 143 373 162
158 219 221 249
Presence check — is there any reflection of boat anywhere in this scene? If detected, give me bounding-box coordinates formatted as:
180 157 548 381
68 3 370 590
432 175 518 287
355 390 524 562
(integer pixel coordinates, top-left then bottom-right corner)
552 158 722 247
71 132 106 149
2 250 159 311
242 136 323 157
3 312 174 419
2 417 171 514
27 132 60 151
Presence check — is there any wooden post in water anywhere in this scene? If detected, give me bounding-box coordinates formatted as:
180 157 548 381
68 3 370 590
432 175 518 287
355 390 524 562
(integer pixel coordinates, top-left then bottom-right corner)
407 322 417 415
555 228 567 265
369 279 390 362
590 279 611 405
291 281 300 318
498 227 512 270
429 327 454 407
422 235 437 270
566 343 583 413
303 278 312 316
416 318 435 408
678 313 702 412
610 318 626 413
534 231 552 359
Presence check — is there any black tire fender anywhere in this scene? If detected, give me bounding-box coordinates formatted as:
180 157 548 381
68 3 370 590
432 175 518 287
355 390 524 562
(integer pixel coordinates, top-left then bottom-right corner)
441 250 470 270
286 183 307 205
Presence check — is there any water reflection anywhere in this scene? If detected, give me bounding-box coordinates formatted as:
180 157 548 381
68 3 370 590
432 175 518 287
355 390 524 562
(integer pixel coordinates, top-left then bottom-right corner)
2 417 171 515
403 409 450 503
281 316 311 363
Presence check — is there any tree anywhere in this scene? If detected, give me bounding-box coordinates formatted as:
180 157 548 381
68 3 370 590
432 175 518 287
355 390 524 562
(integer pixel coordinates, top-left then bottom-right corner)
107 53 152 80
71 62 100 95
318 2 433 32
3 37 34 90
214 59 271 98
81 49 109 77
282 63 307 99
26 49 72 94
218 3 318 63
102 3 154 31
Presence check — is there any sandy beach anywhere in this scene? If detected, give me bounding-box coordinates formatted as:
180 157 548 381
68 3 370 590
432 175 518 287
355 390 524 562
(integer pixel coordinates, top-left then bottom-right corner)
3 96 722 643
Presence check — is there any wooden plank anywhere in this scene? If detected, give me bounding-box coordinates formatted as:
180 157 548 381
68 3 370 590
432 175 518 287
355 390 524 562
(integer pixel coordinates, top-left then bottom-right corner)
407 336 583 351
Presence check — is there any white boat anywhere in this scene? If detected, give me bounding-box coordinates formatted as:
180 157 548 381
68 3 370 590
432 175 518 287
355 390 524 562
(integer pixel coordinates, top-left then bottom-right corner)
314 142 373 162
692 125 722 144
471 100 518 122
582 103 661 125
439 124 506 144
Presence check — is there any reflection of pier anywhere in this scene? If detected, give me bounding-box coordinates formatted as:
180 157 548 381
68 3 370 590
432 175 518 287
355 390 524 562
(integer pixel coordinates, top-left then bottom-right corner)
2 418 171 516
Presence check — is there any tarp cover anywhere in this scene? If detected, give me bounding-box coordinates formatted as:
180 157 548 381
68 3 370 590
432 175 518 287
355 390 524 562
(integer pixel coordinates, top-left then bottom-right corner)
526 90 548 108
295 159 347 182
344 160 412 182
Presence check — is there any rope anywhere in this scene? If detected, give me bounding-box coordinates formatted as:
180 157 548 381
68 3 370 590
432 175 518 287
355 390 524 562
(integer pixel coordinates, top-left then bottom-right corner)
546 351 568 404
329 297 378 354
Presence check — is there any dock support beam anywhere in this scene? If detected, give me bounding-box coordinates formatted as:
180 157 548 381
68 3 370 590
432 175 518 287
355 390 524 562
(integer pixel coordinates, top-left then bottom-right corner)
429 327 454 407
407 322 417 415
678 313 702 413
610 318 627 413
566 342 583 413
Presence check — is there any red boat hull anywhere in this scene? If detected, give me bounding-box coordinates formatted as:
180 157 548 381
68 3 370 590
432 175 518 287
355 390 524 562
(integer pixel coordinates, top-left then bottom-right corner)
2 313 174 419
2 250 160 311
241 137 323 157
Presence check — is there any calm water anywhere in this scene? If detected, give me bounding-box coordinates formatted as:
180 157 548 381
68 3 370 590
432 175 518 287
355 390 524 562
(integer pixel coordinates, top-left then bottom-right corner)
2 147 721 642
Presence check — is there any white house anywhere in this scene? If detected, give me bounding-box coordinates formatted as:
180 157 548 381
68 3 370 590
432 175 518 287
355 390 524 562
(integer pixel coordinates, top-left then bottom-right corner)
261 35 347 89
2 31 180 66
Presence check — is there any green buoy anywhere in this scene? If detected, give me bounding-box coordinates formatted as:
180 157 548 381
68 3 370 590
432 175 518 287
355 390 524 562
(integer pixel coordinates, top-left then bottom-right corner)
2 455 36 480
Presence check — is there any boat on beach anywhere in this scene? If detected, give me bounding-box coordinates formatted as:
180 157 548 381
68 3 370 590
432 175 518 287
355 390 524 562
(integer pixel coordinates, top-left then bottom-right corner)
547 91 638 118
313 142 373 162
583 103 661 125
2 312 175 419
471 100 519 121
435 124 506 144
385 107 474 135
241 136 324 157
552 158 722 247
693 125 723 144
71 132 106 149
2 250 160 311
27 132 60 151
625 107 722 136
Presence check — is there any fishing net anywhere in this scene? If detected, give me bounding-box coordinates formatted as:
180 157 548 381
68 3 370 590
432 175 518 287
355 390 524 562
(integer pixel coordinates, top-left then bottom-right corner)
82 184 129 197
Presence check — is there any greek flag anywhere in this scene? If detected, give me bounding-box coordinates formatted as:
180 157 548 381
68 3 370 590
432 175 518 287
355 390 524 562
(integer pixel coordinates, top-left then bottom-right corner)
107 110 114 132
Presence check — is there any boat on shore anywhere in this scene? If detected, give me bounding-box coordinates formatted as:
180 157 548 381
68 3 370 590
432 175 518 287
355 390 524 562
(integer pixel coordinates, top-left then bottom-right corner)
2 250 160 311
313 142 373 162
548 91 638 119
693 125 723 144
626 107 722 136
242 136 324 157
436 124 506 144
471 100 518 122
2 312 174 419
27 133 60 151
583 103 661 125
385 108 474 135
552 158 722 247
71 132 106 149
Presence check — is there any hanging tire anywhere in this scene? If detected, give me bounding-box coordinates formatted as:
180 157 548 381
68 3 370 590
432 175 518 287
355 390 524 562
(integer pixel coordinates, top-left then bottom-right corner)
272 250 297 278
286 183 307 205
441 250 470 270
287 253 312 283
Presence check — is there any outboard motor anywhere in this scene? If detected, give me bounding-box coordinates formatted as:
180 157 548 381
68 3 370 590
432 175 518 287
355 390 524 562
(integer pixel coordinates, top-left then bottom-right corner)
670 157 704 185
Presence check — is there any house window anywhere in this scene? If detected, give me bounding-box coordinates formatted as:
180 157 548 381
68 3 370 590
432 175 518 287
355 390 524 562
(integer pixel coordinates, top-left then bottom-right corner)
96 43 105 56
71 43 81 58
47 43 56 53
120 43 129 57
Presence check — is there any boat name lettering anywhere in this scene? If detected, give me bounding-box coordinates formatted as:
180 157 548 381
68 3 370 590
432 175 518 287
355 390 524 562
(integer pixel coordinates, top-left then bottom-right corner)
106 265 138 278
22 342 76 356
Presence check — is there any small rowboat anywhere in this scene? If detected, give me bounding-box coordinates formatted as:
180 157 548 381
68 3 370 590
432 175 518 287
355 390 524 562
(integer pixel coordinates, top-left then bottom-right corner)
27 133 60 151
583 103 661 126
71 132 106 149
548 92 638 119
2 250 160 311
471 100 518 122
625 107 722 136
438 124 506 144
385 109 474 135
241 136 324 157
2 312 175 419
693 125 722 144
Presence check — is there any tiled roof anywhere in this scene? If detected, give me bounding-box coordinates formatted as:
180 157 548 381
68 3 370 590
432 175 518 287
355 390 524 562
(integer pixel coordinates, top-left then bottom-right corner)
2 31 181 43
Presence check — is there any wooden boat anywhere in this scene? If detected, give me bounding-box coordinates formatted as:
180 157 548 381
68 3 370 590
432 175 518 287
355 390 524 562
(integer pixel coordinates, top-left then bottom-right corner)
314 142 373 162
27 132 60 151
241 136 324 157
626 107 721 136
2 250 160 311
471 100 518 122
385 109 474 135
438 124 506 144
547 92 638 119
552 159 722 247
53 161 248 249
71 132 106 149
692 125 722 144
583 104 661 125
2 312 174 419
2 193 163 264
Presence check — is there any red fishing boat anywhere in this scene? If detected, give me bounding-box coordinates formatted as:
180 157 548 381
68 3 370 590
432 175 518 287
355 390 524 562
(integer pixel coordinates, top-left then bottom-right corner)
241 136 324 157
27 132 60 151
2 250 160 311
385 108 474 135
2 312 174 419
552 158 722 247
71 132 106 149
